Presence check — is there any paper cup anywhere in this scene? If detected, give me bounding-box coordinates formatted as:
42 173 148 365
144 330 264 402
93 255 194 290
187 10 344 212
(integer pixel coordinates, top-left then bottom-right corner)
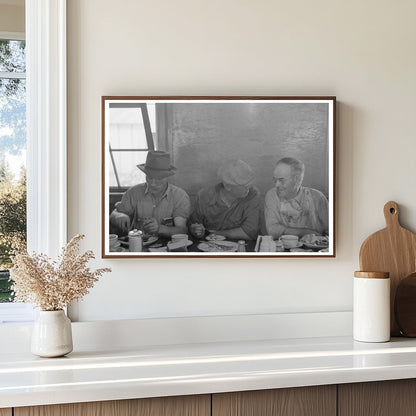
280 235 299 249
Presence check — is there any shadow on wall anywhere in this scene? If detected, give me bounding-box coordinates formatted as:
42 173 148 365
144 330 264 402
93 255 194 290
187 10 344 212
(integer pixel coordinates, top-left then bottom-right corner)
160 102 329 203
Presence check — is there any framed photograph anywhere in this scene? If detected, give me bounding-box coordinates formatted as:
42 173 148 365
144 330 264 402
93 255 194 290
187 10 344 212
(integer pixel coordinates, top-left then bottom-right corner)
102 96 335 258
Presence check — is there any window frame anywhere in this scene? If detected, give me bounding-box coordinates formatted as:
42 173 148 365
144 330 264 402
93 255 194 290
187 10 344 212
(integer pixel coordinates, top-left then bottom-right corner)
26 0 67 257
108 102 155 189
0 0 67 323
0 31 24 41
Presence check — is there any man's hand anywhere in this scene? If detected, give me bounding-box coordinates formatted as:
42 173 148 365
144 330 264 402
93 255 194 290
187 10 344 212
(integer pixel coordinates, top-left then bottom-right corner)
143 218 159 235
110 210 130 233
190 223 205 238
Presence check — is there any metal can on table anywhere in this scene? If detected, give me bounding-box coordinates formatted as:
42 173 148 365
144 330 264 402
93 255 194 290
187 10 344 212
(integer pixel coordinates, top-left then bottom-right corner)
128 229 143 252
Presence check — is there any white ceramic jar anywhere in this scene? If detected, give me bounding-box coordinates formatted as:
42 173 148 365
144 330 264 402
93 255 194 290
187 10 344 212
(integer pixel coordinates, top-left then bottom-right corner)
31 310 73 357
353 271 390 343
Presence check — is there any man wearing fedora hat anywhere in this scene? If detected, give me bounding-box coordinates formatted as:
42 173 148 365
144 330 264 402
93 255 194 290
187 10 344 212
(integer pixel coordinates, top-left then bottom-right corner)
189 159 260 241
110 151 191 237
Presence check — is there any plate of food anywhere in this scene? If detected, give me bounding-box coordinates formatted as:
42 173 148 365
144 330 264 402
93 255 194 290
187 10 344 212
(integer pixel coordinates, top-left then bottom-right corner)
206 233 226 241
142 236 158 247
171 240 193 247
300 234 329 250
118 235 158 248
148 246 167 253
198 240 238 252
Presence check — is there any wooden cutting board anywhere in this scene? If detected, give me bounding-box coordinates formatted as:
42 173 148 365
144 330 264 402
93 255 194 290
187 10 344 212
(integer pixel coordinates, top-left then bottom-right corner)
359 201 416 335
395 272 416 337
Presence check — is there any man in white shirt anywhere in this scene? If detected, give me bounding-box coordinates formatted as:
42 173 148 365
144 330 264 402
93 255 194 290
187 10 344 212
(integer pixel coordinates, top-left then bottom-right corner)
264 157 328 239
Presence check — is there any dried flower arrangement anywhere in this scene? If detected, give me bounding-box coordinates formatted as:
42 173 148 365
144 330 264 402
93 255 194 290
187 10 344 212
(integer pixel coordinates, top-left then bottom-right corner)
10 234 111 311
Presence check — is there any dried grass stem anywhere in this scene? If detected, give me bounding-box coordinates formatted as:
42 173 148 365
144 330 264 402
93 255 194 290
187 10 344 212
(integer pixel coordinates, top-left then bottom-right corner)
10 234 111 310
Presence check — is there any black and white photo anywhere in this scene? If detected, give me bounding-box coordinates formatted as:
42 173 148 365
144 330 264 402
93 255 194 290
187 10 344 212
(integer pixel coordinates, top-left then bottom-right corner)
102 96 335 257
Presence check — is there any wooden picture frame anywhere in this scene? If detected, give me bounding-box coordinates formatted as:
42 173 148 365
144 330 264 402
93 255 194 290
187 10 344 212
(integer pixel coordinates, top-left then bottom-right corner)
102 96 336 258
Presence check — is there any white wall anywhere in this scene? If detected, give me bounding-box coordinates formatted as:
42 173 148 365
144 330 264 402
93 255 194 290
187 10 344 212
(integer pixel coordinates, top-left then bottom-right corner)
67 0 416 322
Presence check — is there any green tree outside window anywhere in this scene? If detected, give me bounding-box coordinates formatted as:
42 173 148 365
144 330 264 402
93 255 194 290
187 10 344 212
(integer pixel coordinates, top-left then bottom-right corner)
0 38 27 302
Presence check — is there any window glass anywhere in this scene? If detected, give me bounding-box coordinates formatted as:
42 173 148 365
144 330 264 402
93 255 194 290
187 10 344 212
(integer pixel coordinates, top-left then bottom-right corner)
0 39 26 73
109 151 147 188
0 39 27 303
108 103 156 187
109 120 149 150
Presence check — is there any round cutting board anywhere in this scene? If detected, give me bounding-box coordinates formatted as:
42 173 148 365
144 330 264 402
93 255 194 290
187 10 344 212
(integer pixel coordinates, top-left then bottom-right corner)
359 201 416 336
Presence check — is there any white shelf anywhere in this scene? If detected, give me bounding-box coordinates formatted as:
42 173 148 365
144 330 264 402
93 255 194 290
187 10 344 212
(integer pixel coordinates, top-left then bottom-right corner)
2 335 416 408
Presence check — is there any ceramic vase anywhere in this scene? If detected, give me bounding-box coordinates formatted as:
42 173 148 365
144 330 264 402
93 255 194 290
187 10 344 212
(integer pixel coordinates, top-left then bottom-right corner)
31 310 73 357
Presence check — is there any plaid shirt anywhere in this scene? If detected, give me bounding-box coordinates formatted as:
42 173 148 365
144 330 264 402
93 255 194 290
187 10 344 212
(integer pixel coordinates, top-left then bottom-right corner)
190 183 260 240
116 183 191 230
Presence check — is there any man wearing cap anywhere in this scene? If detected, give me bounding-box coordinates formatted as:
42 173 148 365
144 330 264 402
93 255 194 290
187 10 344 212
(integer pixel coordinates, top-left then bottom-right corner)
264 157 328 239
110 151 191 237
189 159 260 241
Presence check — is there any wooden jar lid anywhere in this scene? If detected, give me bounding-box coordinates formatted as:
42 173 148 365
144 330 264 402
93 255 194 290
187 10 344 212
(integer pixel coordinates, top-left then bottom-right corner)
354 271 389 279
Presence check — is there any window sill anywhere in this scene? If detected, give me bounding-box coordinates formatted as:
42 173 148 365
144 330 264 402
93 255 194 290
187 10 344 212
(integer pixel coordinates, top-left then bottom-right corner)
0 303 35 324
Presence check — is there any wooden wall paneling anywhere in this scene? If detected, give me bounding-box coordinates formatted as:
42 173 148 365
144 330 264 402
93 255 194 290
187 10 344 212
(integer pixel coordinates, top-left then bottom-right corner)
338 380 416 416
0 409 12 416
14 394 210 416
212 385 336 416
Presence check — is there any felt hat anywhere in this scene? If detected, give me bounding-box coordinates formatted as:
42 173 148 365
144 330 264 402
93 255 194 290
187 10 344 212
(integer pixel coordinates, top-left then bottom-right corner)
218 159 255 186
137 151 177 179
